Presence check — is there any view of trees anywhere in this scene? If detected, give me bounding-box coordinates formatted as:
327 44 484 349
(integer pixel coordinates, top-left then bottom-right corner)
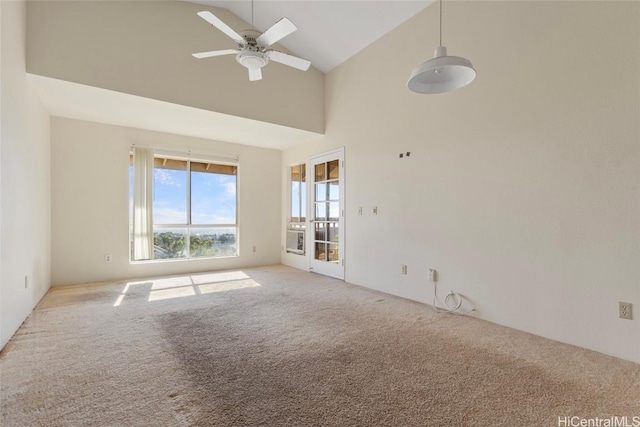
153 231 236 259
129 160 239 261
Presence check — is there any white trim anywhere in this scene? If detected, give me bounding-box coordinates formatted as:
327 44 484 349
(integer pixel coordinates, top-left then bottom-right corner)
131 145 239 164
308 147 345 280
129 150 240 262
309 147 345 161
287 161 307 228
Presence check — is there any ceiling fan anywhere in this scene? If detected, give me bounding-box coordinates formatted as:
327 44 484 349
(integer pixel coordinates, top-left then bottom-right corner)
192 7 311 82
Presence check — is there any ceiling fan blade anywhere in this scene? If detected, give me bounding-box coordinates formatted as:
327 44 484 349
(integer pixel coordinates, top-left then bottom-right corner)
192 49 239 59
197 11 244 44
249 68 262 81
256 18 297 47
266 50 311 71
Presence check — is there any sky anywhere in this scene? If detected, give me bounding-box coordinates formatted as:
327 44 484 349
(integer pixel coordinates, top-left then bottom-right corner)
129 167 236 226
130 165 340 227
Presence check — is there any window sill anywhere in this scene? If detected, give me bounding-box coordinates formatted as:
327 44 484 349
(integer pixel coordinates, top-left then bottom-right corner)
129 254 239 265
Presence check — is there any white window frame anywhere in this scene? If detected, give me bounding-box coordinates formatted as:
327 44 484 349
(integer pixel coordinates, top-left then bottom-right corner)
289 162 307 230
129 152 239 262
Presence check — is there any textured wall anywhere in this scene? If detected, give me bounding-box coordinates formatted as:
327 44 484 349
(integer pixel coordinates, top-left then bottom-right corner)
282 1 640 363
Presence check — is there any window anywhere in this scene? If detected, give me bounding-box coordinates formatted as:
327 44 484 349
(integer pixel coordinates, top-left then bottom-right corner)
289 163 306 229
286 163 306 255
130 153 238 261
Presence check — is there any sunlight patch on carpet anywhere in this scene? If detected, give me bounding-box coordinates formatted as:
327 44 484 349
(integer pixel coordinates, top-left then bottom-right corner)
198 279 260 294
149 286 197 302
113 271 260 306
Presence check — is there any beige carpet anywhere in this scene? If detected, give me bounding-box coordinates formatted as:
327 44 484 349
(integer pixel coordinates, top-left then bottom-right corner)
1 265 638 426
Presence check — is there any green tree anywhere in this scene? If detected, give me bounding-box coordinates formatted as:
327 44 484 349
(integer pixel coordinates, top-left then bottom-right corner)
154 232 186 258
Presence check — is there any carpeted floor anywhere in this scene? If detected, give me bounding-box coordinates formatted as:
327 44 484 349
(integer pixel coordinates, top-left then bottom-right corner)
1 265 638 426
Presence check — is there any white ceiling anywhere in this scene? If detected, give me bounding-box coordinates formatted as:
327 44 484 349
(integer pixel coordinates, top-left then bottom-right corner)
187 1 432 73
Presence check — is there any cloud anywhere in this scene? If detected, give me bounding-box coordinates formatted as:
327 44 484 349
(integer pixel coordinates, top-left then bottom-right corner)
191 197 236 224
153 206 188 224
191 211 236 225
224 182 236 197
150 171 236 224
155 169 183 187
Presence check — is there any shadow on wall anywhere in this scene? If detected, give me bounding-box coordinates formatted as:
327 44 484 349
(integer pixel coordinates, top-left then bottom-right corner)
113 271 261 306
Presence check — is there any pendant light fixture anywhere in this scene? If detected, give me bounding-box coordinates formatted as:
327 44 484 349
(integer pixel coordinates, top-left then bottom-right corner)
407 0 476 94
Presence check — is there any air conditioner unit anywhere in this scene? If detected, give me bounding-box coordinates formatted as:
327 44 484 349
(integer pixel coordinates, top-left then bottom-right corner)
286 230 305 254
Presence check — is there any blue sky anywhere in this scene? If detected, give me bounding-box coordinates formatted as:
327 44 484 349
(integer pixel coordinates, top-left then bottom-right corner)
129 167 236 225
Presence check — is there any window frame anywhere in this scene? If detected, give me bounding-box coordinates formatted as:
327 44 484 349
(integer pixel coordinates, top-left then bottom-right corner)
129 152 239 263
289 162 307 230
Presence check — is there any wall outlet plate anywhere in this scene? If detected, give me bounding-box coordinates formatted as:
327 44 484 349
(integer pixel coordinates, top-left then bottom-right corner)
619 302 633 320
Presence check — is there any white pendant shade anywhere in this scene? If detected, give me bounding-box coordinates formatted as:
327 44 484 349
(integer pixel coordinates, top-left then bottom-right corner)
407 0 476 95
407 46 476 94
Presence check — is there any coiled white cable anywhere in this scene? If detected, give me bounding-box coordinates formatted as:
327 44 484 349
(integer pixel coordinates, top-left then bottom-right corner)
432 274 476 315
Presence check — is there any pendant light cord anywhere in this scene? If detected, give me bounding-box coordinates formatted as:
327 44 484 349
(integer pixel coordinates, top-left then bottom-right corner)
439 0 443 47
251 0 254 28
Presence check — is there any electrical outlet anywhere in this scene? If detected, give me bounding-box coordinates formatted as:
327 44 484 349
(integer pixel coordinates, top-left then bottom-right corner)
24 276 28 289
252 246 257 253
358 207 362 216
619 302 633 320
373 206 378 215
401 264 407 275
105 254 112 263
428 269 437 282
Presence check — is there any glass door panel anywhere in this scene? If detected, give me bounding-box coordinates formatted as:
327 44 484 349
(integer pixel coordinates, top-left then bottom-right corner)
315 163 326 182
328 202 340 221
315 183 327 201
309 149 345 279
327 244 339 262
315 203 327 221
315 242 327 261
328 181 339 200
328 160 339 179
315 222 326 241
327 223 339 243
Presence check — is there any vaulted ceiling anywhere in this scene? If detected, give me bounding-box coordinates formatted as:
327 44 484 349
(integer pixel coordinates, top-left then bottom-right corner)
28 1 433 149
187 1 432 72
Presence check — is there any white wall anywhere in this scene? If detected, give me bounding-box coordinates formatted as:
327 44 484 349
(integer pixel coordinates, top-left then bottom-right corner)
0 0 52 349
51 117 281 286
282 1 640 363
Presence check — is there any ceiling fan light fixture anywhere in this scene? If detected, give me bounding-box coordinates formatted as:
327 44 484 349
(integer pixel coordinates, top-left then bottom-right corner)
236 51 267 70
407 46 476 94
192 6 310 82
